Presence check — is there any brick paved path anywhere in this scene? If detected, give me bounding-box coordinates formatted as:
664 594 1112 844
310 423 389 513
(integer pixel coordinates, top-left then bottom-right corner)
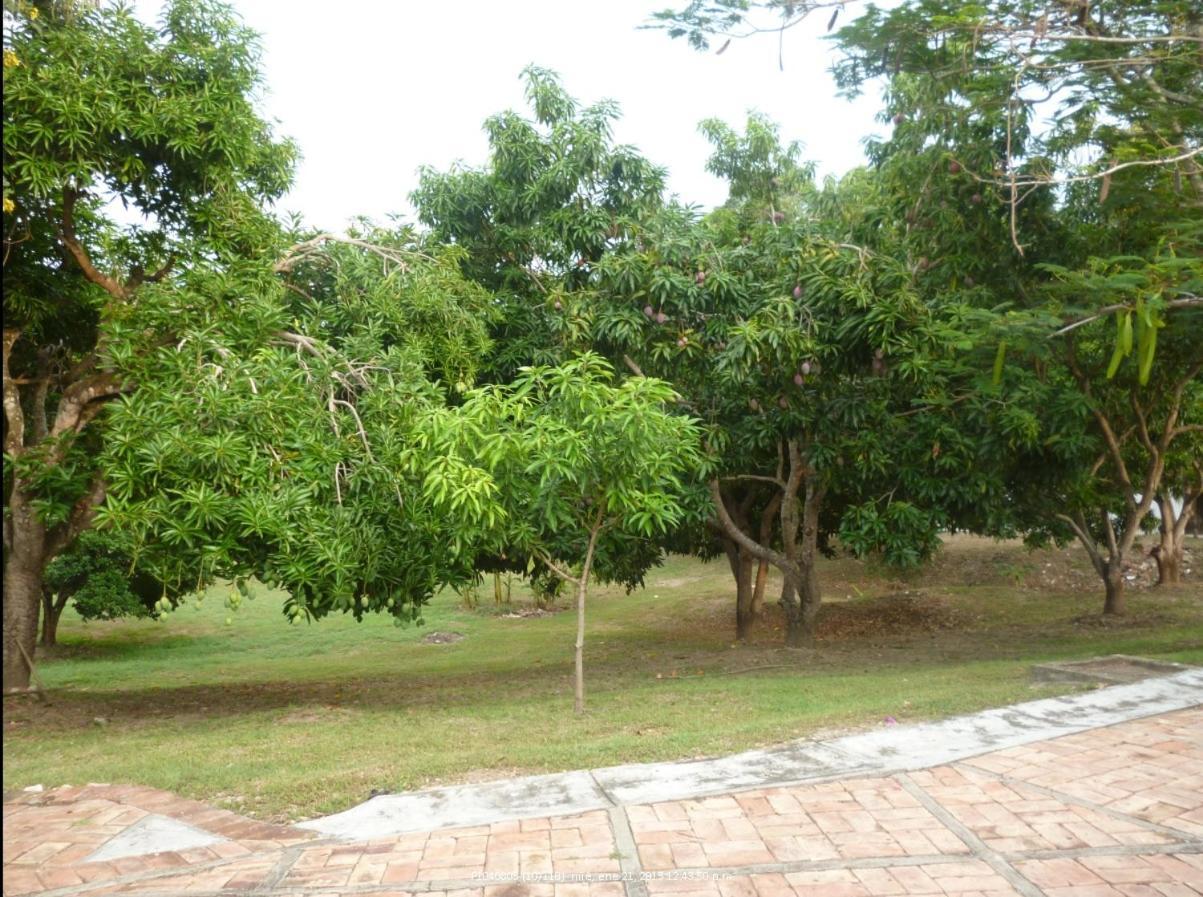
5 707 1202 897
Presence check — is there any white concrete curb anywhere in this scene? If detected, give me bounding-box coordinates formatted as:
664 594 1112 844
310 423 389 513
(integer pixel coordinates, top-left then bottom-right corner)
298 668 1203 840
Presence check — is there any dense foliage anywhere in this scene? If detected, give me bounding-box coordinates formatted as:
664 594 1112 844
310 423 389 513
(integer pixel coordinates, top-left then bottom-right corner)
39 529 176 646
2 0 294 690
5 0 1198 698
98 231 498 626
651 0 1203 613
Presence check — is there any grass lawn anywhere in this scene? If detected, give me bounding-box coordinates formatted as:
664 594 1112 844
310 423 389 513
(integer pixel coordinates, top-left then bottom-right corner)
3 535 1201 823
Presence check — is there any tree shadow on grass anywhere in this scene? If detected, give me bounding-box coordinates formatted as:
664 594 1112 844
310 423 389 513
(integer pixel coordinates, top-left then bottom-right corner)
9 585 1200 734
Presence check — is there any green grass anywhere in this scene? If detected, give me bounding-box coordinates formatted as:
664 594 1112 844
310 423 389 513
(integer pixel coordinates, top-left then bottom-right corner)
4 537 1201 823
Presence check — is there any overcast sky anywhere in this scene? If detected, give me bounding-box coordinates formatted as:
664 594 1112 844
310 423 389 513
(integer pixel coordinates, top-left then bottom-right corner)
134 0 890 232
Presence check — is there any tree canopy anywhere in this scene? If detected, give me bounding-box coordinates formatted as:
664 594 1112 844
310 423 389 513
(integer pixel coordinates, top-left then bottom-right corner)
98 230 498 625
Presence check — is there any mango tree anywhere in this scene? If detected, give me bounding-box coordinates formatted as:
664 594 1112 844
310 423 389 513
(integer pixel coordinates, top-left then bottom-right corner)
692 114 816 631
426 354 702 714
411 67 666 383
589 107 1015 647
2 0 295 690
596 197 987 647
411 69 701 604
99 227 498 627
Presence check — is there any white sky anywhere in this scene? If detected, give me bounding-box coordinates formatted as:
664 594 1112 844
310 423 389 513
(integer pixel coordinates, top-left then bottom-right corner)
133 0 889 232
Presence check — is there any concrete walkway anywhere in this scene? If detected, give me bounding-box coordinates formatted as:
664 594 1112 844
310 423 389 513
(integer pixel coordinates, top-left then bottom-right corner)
4 671 1202 897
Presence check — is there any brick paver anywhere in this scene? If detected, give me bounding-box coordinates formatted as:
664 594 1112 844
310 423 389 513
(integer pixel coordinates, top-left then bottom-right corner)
907 765 1181 853
628 777 971 869
4 708 1202 896
963 710 1203 839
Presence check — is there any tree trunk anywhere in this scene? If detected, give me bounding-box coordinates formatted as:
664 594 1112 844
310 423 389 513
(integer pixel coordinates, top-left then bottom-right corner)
1103 563 1126 615
574 575 587 715
788 477 825 649
706 443 815 653
573 510 606 716
41 590 67 648
795 558 821 649
1155 544 1182 585
1154 492 1189 586
751 494 778 618
735 550 756 641
1060 511 1131 618
1188 497 1203 536
4 484 49 692
721 536 757 641
780 574 806 648
751 560 769 617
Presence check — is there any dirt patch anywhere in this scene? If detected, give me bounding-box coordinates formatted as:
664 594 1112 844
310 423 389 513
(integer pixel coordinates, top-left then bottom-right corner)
817 592 964 641
919 534 1198 593
704 591 968 650
1068 610 1172 629
499 607 563 619
279 704 354 725
421 631 464 644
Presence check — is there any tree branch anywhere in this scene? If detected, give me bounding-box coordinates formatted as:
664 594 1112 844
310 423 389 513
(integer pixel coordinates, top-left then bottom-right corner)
707 479 789 568
534 549 580 586
49 372 123 441
45 475 106 561
760 492 782 548
275 330 327 358
2 329 25 457
785 438 806 498
722 473 787 488
1058 512 1105 578
967 148 1203 194
1102 508 1120 561
29 349 52 443
1160 358 1203 449
330 398 375 462
1130 394 1155 455
1051 296 1203 337
273 233 435 275
1173 462 1203 544
1065 337 1135 507
127 253 178 292
1089 427 1134 478
997 30 1203 46
61 188 130 301
778 439 806 559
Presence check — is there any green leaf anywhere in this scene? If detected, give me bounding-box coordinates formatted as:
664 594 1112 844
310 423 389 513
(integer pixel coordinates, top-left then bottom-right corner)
991 340 1006 385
